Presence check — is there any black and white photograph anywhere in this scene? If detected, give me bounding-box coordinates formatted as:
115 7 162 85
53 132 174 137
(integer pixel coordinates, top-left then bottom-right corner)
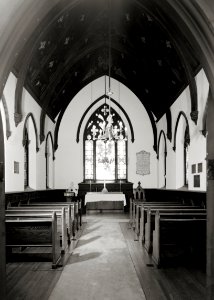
0 0 213 299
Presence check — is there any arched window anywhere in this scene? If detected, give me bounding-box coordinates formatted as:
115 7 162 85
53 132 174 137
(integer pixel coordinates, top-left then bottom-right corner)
45 132 54 189
24 128 29 189
157 131 167 188
84 104 127 181
173 111 190 189
184 126 190 186
22 113 38 190
45 140 50 188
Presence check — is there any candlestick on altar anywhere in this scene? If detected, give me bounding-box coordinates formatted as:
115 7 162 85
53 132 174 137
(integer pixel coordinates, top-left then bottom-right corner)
102 179 108 193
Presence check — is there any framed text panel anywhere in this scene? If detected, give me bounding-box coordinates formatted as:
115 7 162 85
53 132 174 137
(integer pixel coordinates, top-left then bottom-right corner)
198 162 203 173
136 150 150 175
192 164 196 174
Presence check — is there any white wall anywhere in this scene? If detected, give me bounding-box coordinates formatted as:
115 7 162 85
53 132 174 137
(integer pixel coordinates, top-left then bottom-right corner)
156 69 208 191
2 69 208 193
3 73 24 192
0 101 7 143
2 72 55 192
55 76 157 190
188 69 208 190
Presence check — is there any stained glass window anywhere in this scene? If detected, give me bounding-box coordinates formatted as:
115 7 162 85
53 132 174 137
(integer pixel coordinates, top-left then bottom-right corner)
85 139 93 179
84 103 127 181
24 129 29 188
184 145 189 186
184 126 190 186
46 141 49 189
96 140 115 180
117 140 126 179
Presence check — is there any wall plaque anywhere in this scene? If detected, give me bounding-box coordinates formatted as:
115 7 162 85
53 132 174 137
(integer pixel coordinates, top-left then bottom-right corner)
136 150 150 175
14 161 19 174
198 162 203 173
194 174 200 187
191 164 196 174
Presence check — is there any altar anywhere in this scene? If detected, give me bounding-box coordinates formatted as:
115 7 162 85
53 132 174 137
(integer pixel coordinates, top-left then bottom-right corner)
78 181 133 212
85 192 126 213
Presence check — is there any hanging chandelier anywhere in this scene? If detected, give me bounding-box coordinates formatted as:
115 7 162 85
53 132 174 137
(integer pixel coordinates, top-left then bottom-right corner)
89 1 127 143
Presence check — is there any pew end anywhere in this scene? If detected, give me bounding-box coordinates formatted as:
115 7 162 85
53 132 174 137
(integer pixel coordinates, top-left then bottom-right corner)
152 212 206 268
5 212 62 269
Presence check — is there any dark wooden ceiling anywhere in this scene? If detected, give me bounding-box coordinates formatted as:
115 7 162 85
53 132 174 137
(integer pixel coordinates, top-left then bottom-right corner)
13 0 200 121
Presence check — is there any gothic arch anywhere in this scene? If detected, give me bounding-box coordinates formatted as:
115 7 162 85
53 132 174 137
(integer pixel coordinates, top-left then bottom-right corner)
22 113 39 152
1 94 11 139
45 131 55 189
76 95 135 144
45 131 55 160
157 130 167 159
173 111 190 151
157 130 167 188
55 90 157 153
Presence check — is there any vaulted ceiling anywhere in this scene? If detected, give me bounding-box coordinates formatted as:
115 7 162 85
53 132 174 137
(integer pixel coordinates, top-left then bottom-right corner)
13 0 200 122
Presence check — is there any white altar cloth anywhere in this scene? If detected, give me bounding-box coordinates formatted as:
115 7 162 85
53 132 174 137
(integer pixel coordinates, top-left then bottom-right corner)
85 192 126 206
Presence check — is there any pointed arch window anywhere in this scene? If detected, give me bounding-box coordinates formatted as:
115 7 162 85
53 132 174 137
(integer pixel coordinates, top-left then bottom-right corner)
184 126 190 186
45 140 50 189
84 104 127 181
24 128 29 189
157 131 167 188
45 132 54 189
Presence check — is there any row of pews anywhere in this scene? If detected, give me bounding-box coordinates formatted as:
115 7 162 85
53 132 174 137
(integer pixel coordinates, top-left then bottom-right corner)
129 198 206 268
5 199 82 269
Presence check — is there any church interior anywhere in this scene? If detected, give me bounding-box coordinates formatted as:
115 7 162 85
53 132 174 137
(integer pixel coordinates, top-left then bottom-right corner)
0 0 214 299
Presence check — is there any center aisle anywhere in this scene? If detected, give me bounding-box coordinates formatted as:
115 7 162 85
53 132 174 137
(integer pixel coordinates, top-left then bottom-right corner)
49 214 146 300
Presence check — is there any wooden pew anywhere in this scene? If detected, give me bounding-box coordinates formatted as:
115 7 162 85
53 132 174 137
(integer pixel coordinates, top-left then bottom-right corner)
144 208 206 253
129 199 145 228
136 204 195 242
28 201 81 236
5 212 61 269
129 199 181 230
6 208 67 253
8 204 74 240
26 200 82 229
129 198 143 228
152 211 206 268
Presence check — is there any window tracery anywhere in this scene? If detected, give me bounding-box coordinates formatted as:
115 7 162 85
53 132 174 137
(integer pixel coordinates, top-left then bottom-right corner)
84 104 127 181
